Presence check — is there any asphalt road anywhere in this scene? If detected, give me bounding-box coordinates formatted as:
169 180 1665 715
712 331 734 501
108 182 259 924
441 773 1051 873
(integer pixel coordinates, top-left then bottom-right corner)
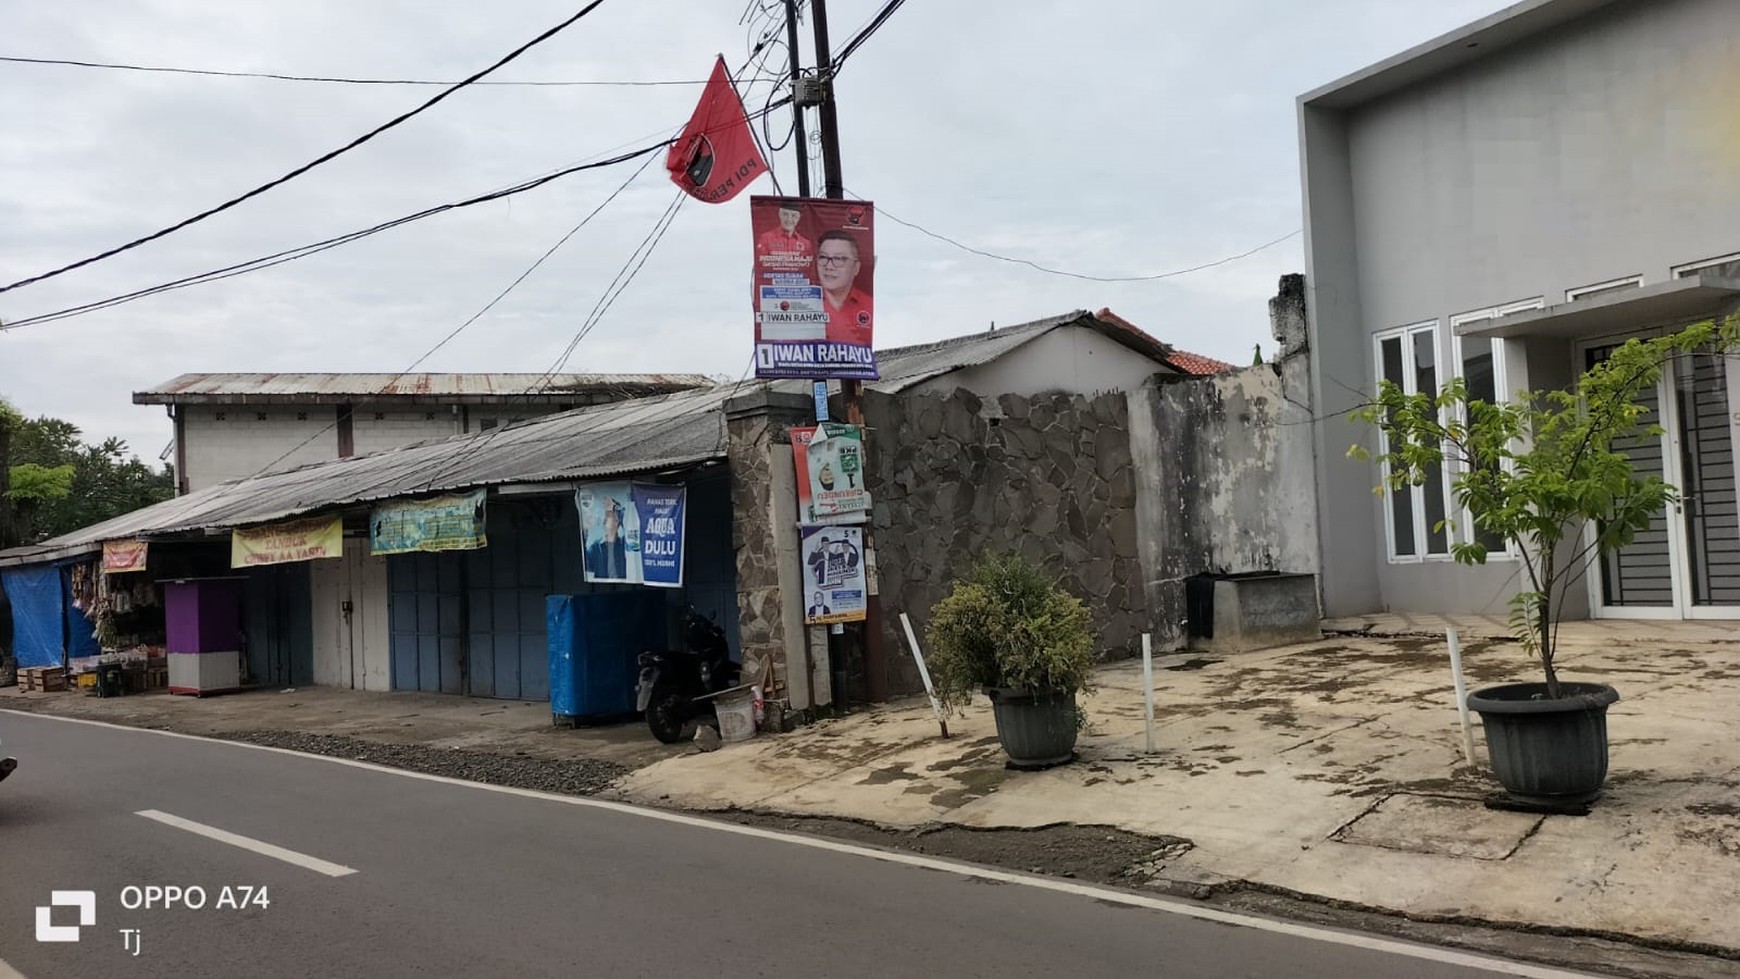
0 710 1596 979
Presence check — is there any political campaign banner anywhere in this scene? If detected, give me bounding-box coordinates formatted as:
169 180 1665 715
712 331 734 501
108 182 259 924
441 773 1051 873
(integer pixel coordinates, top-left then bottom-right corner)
800 525 867 625
804 423 869 517
369 490 487 556
666 56 767 204
231 516 343 568
790 425 870 525
575 481 686 588
751 195 877 380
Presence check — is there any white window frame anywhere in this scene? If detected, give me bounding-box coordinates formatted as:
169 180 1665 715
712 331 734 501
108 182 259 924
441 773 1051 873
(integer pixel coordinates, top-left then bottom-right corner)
1373 321 1453 563
1566 275 1644 302
1447 299 1542 559
1672 252 1740 279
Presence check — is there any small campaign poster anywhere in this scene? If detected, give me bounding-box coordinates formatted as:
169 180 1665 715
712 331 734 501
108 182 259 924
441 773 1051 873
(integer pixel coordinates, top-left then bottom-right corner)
575 482 687 588
800 525 867 625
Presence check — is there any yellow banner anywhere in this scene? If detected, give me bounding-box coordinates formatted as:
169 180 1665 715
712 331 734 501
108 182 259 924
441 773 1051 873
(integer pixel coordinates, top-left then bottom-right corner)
230 516 343 568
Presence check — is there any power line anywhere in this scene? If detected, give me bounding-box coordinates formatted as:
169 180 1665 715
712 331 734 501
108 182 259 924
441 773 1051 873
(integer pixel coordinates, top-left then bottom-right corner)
418 189 689 491
869 200 1304 283
0 54 706 87
0 142 668 331
240 150 662 481
0 90 800 333
0 0 612 295
832 0 908 68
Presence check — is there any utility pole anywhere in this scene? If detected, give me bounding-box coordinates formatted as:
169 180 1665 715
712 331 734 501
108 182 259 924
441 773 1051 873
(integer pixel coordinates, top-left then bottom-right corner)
782 0 811 199
803 0 887 703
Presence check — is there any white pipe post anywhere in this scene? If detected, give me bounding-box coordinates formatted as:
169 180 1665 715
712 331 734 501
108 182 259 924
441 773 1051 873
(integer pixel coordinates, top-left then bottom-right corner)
1142 632 1156 754
899 613 949 738
1447 627 1477 767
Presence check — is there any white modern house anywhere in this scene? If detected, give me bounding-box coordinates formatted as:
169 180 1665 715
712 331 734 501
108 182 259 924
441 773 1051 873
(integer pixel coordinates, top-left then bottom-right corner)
1299 0 1740 620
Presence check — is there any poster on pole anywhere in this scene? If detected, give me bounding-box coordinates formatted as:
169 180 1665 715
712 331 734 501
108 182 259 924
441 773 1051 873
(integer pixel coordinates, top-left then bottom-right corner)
805 423 869 517
800 525 867 624
751 195 877 380
790 426 870 525
575 481 686 588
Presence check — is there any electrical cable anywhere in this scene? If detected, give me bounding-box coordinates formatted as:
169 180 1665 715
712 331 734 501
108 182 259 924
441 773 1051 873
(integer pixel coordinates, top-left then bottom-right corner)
241 149 662 480
866 198 1304 283
0 54 706 87
0 0 612 295
416 188 688 492
832 0 908 69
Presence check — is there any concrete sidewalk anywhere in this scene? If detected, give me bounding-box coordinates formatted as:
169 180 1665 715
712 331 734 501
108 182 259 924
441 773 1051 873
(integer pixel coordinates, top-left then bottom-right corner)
609 633 1740 955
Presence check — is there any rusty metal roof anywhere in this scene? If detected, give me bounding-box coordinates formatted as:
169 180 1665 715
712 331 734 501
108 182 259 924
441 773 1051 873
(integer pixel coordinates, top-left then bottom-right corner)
2 384 735 565
133 372 714 405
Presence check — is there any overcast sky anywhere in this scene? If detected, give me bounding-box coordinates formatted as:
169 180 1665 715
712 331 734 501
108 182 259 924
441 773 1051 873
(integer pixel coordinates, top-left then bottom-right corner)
0 0 1510 463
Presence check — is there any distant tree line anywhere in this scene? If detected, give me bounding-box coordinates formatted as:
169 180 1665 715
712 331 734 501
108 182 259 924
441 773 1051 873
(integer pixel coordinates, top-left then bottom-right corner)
0 398 174 550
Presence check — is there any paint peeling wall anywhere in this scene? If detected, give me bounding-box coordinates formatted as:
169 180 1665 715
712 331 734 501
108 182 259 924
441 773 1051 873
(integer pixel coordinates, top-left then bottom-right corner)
1130 350 1320 646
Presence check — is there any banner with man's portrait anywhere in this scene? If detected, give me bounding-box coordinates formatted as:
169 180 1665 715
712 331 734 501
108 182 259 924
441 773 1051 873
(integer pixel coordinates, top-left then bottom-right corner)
750 195 877 381
799 525 867 625
575 481 686 588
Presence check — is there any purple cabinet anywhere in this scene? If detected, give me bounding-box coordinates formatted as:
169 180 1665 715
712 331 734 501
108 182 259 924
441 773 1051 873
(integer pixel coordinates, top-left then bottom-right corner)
164 578 245 654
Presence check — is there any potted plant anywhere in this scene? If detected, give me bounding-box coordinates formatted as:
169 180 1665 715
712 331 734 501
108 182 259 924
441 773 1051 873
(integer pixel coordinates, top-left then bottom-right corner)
1353 316 1738 808
924 553 1095 769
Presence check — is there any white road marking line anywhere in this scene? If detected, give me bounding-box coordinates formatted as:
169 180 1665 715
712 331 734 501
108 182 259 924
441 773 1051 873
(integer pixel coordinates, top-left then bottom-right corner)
12 709 1597 978
135 808 357 878
0 956 29 979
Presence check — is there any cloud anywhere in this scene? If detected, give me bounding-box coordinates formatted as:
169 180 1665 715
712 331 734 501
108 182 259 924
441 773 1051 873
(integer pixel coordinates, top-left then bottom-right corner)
0 0 1509 462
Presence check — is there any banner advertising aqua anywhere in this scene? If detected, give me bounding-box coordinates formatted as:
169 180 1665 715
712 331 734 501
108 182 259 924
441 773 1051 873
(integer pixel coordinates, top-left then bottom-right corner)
800 525 867 624
370 490 487 555
751 195 877 381
575 481 685 588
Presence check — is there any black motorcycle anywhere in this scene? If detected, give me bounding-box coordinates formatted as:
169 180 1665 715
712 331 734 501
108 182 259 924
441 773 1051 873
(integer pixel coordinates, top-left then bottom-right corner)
1 733 16 786
635 608 741 744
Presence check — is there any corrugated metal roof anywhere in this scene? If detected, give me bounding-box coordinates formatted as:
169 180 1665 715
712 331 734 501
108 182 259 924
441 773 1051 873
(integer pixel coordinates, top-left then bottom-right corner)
134 372 713 404
2 384 735 565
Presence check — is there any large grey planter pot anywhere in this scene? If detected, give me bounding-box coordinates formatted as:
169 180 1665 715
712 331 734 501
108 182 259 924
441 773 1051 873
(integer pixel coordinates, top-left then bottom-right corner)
984 688 1078 770
1467 682 1619 807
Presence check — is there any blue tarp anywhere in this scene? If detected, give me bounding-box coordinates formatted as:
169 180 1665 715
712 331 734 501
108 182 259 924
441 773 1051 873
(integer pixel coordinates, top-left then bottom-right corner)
2 565 64 668
63 567 99 659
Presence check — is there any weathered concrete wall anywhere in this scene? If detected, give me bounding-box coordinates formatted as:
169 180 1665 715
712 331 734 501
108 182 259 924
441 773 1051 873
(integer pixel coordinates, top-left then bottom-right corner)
1130 341 1320 648
864 387 1149 697
726 391 813 709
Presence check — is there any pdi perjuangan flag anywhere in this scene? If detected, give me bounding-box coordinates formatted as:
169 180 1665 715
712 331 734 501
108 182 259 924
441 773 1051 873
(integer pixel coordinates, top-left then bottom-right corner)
751 196 877 381
667 55 767 204
630 483 686 588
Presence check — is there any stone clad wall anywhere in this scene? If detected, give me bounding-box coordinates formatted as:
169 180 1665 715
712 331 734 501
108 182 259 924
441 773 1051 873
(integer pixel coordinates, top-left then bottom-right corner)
863 387 1148 696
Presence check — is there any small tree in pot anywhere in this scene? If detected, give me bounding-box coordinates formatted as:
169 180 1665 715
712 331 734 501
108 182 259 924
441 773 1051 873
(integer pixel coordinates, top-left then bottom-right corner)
925 553 1095 769
1353 316 1738 808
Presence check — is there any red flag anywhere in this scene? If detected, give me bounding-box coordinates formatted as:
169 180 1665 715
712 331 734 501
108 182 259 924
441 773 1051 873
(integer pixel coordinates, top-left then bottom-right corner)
666 56 768 204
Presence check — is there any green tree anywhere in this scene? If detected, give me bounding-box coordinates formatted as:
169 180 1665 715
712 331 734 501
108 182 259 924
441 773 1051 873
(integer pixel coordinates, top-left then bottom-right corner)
1351 316 1740 697
1 398 174 548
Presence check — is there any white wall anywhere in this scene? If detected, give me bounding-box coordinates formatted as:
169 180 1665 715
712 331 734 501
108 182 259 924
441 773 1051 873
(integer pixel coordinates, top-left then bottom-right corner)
182 409 338 490
912 325 1167 399
351 410 463 457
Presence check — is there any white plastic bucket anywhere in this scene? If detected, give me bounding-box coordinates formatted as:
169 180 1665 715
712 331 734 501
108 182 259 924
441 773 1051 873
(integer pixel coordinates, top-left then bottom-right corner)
715 690 757 743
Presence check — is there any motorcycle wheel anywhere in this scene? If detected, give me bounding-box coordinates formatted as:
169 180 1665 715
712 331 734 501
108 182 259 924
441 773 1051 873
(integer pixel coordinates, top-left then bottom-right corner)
645 686 690 745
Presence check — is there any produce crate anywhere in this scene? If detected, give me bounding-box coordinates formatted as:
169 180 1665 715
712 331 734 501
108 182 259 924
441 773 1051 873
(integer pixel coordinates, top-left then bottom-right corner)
144 666 169 690
21 667 68 693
